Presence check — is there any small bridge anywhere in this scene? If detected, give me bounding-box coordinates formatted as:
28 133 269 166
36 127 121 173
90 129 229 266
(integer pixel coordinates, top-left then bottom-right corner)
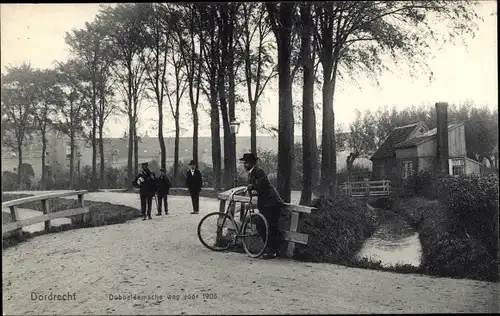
342 180 391 198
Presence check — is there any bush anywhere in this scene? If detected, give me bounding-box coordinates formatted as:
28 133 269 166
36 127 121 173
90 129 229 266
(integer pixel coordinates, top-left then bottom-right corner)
422 232 498 282
401 170 442 199
396 194 499 282
436 174 499 258
294 192 376 263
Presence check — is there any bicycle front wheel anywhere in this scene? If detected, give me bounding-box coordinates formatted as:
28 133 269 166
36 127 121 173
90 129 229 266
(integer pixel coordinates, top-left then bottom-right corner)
197 212 237 251
241 212 269 258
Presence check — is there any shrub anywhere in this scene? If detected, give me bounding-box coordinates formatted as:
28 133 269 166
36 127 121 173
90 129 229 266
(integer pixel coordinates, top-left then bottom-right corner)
401 170 443 199
294 192 376 263
396 195 499 282
422 232 498 282
437 174 499 259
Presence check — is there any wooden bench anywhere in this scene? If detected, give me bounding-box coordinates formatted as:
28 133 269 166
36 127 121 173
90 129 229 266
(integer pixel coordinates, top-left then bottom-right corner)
218 187 317 257
2 190 89 238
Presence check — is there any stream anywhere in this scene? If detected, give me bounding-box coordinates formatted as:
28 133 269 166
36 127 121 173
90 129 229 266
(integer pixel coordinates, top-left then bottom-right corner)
354 205 422 268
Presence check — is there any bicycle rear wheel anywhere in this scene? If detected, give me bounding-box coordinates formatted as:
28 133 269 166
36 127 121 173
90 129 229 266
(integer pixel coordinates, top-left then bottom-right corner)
241 212 269 258
197 212 237 251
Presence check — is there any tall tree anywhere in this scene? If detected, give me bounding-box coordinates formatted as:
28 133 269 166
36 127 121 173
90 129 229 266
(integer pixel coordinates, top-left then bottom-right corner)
175 4 204 167
216 3 233 189
33 69 60 189
298 3 319 205
164 26 189 186
98 3 149 190
199 4 223 191
52 60 90 188
265 2 297 203
142 3 171 169
346 109 378 181
313 1 480 197
1 63 39 189
239 3 277 156
65 22 103 188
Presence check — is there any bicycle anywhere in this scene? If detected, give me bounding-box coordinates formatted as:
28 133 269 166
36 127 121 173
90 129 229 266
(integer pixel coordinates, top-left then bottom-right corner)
197 186 269 258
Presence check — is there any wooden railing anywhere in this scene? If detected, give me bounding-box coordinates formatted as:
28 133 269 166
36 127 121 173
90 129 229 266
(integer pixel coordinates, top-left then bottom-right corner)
218 187 317 257
2 190 89 238
342 180 391 198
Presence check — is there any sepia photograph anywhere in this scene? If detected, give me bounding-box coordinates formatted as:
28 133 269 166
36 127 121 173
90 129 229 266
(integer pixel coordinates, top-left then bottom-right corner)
1 1 498 315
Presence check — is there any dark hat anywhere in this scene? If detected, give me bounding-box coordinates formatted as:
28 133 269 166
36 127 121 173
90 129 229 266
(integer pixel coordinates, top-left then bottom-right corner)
188 160 196 166
141 162 149 167
159 168 165 172
239 153 258 162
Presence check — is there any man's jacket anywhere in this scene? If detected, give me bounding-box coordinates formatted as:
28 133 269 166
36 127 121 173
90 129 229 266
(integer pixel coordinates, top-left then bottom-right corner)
248 166 284 208
185 169 203 193
156 175 172 196
132 169 156 196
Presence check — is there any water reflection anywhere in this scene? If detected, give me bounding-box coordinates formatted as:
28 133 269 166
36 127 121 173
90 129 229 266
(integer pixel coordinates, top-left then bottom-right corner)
355 210 422 268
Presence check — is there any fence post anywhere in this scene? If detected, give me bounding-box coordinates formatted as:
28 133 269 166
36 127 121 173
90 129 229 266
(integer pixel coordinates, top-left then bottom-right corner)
41 199 51 233
287 211 300 258
365 179 370 197
78 193 87 226
9 206 23 238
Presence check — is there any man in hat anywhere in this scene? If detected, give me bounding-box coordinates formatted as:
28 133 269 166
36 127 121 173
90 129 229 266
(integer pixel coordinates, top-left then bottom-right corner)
185 160 203 214
132 162 156 220
240 153 284 259
155 168 172 215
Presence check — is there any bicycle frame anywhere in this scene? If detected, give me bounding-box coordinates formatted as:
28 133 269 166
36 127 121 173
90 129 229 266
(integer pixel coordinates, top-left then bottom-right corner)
221 186 256 237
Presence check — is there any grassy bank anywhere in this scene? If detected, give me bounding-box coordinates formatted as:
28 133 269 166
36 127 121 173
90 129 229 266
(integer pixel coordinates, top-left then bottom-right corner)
394 196 499 282
2 193 141 250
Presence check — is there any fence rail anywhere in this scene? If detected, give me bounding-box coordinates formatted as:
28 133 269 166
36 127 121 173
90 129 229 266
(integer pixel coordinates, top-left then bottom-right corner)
2 190 89 237
342 180 391 198
218 187 316 257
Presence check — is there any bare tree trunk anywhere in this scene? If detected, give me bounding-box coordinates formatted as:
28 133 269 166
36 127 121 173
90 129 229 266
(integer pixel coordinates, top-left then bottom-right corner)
210 84 222 191
267 3 295 203
127 107 134 190
41 126 47 190
299 4 316 206
250 101 257 156
70 131 75 189
159 110 166 169
91 83 97 189
276 30 294 203
99 122 105 188
17 144 23 190
174 119 180 186
134 124 138 176
192 111 199 165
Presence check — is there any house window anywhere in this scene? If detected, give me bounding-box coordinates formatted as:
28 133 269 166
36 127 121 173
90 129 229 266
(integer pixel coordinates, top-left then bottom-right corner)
402 161 413 179
452 166 464 176
451 158 465 176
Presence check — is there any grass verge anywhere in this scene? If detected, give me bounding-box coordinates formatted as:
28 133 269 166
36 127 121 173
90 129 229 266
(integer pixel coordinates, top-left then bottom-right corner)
394 196 499 283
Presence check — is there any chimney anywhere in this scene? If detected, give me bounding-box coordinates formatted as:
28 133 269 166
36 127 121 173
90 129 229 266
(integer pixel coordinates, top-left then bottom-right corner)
435 102 449 174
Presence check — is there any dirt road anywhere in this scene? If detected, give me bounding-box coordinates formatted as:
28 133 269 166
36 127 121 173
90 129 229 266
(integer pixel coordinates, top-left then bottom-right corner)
2 192 499 314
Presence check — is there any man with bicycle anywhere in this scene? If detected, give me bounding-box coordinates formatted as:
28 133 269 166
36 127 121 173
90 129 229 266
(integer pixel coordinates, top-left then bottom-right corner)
239 153 284 259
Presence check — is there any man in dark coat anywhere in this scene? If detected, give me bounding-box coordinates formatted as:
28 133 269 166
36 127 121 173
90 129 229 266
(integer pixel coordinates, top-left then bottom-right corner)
185 160 203 214
155 168 171 216
240 153 284 259
132 162 156 220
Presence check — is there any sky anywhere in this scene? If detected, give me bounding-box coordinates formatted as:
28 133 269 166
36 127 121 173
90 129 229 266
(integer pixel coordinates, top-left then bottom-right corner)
1 2 498 139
